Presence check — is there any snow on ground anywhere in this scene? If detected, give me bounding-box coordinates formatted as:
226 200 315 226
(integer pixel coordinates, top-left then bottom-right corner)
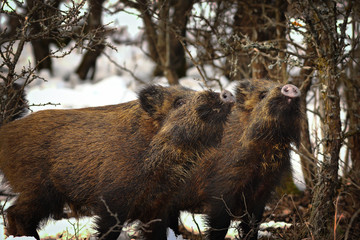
179 211 291 239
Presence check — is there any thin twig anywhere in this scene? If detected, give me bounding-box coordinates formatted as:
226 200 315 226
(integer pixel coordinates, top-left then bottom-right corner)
175 34 209 89
102 51 146 84
344 208 360 240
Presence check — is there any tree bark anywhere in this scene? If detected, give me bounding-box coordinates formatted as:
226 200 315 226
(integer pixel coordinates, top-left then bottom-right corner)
309 68 341 238
137 0 160 68
231 0 288 81
294 45 317 190
341 18 360 239
345 26 360 174
27 0 61 74
133 0 194 85
169 0 193 78
76 0 105 80
300 1 343 238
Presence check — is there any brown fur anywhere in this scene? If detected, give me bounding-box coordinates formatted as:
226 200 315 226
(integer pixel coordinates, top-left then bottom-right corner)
168 79 302 240
0 84 195 239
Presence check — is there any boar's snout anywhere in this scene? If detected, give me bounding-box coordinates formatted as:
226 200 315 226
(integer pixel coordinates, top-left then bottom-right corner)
281 84 301 98
220 90 235 104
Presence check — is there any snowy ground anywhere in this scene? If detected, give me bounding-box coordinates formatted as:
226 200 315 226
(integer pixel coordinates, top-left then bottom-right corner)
0 6 305 239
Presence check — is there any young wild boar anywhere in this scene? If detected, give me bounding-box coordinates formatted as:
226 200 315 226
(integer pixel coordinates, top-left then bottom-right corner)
0 84 235 240
94 89 234 240
168 79 302 240
0 84 193 239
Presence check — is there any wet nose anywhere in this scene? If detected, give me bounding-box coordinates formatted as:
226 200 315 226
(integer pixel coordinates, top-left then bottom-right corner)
220 90 235 103
281 84 301 98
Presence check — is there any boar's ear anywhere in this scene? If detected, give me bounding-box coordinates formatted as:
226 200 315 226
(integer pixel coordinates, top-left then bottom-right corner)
139 85 165 117
235 79 252 104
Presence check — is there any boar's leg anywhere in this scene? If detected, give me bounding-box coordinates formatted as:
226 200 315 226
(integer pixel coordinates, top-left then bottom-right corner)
142 216 168 240
95 204 125 240
6 192 62 240
207 207 231 240
96 218 122 240
239 204 265 240
168 210 181 235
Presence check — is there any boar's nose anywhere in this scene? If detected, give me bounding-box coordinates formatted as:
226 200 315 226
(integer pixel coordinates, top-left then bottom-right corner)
220 90 235 103
281 84 301 98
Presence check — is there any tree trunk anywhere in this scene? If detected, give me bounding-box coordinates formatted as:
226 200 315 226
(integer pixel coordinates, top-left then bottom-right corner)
169 0 193 78
30 38 52 73
301 1 343 238
293 45 317 190
137 0 160 69
76 0 105 80
342 17 360 239
27 0 61 74
346 23 360 174
135 0 193 84
231 0 288 81
309 70 341 238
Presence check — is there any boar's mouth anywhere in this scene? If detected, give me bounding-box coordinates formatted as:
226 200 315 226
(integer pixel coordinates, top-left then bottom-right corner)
194 91 234 124
284 95 301 108
196 102 233 124
266 93 301 122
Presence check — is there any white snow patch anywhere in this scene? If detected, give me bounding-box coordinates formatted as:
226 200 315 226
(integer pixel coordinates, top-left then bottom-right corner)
179 211 292 240
38 218 96 239
6 237 36 240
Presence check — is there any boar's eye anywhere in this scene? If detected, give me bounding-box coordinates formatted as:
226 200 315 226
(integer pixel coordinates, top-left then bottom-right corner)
259 91 267 100
173 98 186 108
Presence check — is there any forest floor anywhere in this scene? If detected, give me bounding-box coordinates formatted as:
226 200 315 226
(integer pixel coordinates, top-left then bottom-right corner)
1 188 358 239
178 190 359 240
176 192 311 240
260 191 311 240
